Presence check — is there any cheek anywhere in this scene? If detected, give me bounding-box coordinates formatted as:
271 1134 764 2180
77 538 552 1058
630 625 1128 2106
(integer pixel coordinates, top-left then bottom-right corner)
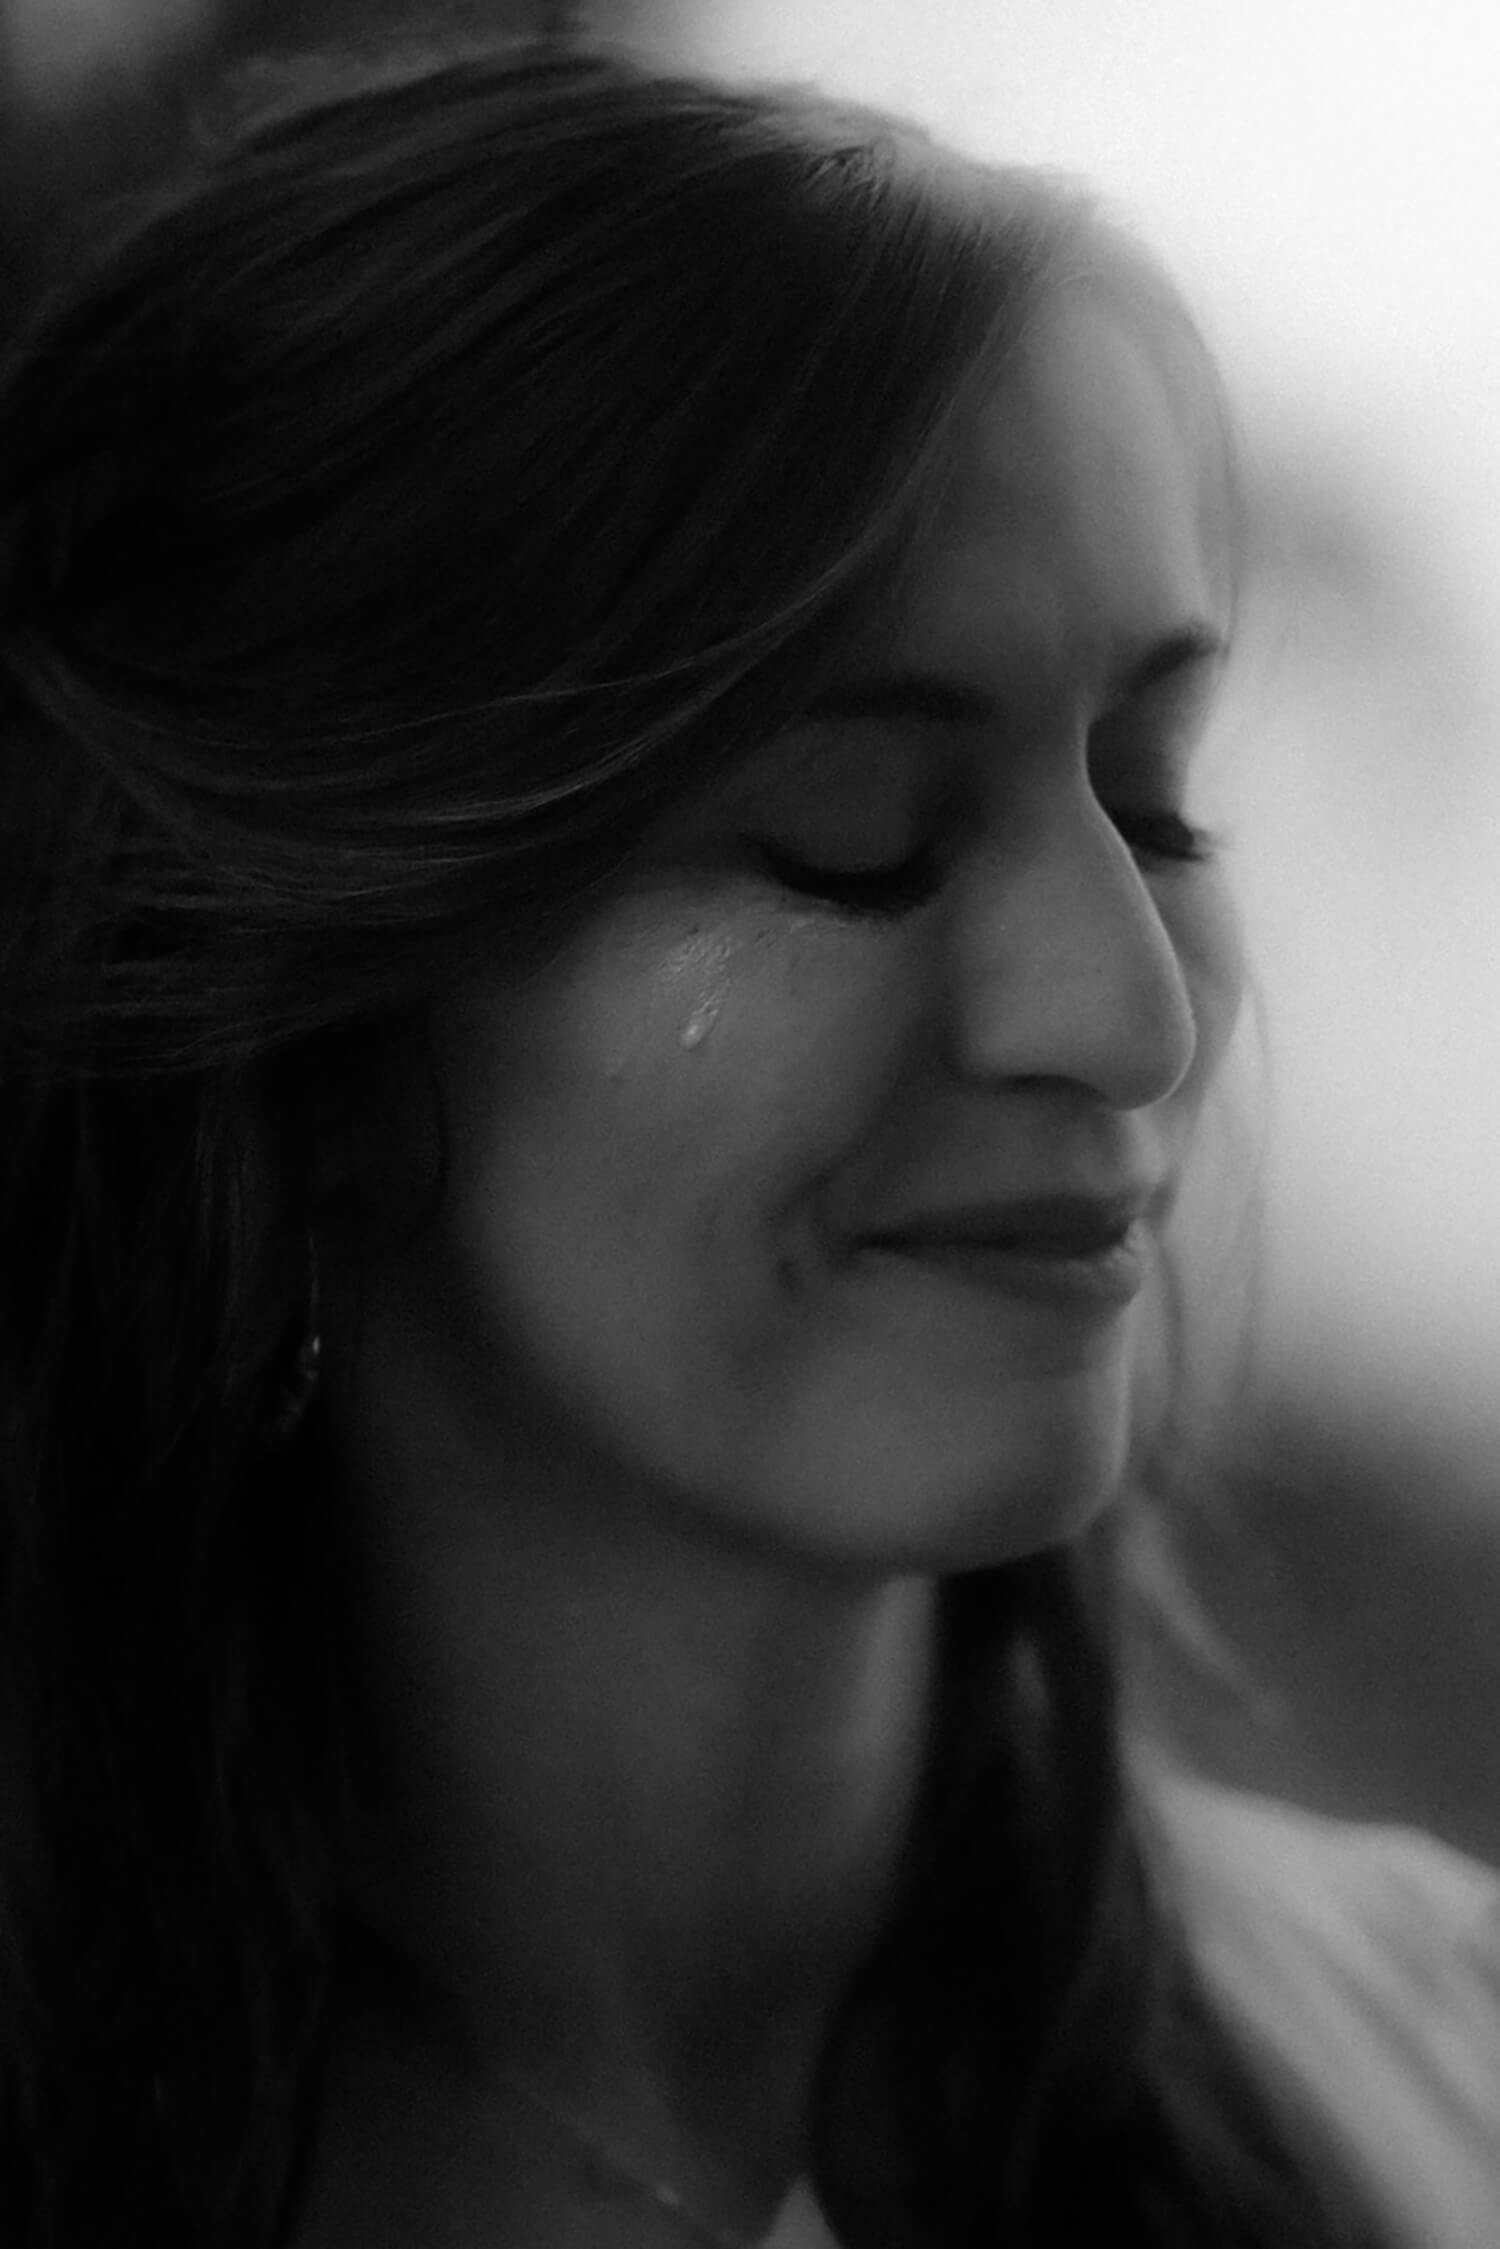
600 913 920 1240
437 903 919 1275
418 907 928 1487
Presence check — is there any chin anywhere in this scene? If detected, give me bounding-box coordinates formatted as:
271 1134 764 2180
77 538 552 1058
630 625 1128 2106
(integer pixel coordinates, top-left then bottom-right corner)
734 1384 1135 1576
912 1428 1130 1572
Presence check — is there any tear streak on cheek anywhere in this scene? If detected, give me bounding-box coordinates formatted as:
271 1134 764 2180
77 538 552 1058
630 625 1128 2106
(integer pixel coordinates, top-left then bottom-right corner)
603 909 833 1080
601 926 740 1080
672 929 737 1050
670 914 828 1051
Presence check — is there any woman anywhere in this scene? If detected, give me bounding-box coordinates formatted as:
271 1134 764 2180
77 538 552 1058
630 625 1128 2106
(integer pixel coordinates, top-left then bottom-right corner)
0 30 1451 2248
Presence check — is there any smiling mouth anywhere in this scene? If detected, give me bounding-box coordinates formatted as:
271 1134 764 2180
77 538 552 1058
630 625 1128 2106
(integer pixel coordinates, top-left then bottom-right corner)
857 1196 1152 1309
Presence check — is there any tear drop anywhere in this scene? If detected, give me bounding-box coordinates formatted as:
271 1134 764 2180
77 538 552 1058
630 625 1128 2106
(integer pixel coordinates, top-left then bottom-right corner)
679 996 721 1049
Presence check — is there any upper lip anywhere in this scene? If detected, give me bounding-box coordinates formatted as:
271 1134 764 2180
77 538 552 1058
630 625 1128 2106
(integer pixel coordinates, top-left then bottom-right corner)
860 1187 1165 1256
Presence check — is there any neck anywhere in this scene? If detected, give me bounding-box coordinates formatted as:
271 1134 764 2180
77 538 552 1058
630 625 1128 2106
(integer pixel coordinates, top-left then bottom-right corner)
324 1392 939 2216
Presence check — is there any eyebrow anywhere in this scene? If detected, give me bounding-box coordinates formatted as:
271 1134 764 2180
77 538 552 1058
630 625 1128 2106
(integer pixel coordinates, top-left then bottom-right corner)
805 623 1228 727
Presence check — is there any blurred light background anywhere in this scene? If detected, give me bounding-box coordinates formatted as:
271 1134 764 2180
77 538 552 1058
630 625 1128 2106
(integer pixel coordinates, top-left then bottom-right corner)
5 0 1500 1844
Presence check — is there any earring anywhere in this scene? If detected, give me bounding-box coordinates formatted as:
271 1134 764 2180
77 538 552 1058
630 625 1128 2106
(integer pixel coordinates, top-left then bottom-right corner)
263 1234 322 1446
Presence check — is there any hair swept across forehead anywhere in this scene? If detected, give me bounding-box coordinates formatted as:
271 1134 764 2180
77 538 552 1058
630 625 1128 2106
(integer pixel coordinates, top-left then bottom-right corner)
0 39 1132 1076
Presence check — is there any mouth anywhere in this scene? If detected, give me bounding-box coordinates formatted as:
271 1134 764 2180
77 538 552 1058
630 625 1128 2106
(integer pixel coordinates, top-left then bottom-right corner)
856 1194 1155 1310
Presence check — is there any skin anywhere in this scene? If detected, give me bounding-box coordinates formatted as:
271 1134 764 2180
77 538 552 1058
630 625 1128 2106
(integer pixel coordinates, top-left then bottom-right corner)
301 283 1243 2248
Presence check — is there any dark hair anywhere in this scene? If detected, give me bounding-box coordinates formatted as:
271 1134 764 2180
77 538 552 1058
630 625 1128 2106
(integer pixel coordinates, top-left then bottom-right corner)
0 34 1376 2249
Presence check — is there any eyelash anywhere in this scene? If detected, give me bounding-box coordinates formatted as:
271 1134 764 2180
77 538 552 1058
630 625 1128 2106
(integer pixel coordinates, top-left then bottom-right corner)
1110 809 1219 866
753 811 1216 919
752 841 941 918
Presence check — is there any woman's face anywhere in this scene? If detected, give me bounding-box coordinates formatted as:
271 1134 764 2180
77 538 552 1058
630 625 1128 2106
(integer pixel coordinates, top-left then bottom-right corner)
367 285 1242 1573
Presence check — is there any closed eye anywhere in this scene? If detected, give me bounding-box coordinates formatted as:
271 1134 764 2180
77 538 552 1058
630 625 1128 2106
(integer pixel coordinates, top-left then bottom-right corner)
754 811 1214 909
752 839 942 917
1109 808 1219 865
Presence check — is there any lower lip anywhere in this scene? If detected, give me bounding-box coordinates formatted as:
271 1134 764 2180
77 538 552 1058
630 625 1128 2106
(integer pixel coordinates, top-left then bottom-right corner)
858 1230 1146 1310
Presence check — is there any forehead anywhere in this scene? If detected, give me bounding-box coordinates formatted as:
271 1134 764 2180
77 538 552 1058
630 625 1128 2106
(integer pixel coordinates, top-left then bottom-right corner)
885 285 1231 702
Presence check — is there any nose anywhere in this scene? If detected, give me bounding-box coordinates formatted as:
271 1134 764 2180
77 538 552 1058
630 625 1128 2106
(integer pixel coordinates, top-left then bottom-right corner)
945 804 1199 1110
